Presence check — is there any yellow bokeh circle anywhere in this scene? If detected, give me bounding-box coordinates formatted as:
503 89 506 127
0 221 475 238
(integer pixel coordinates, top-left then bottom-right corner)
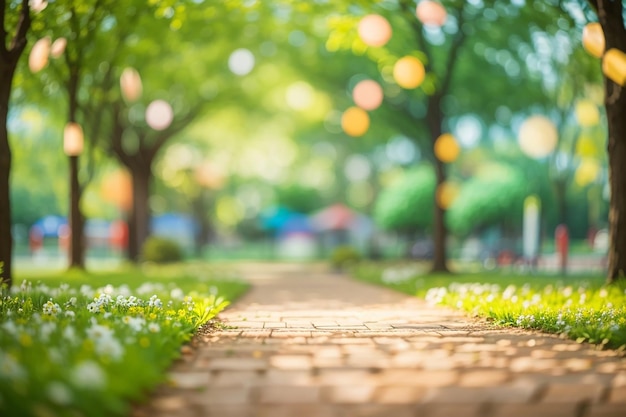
582 22 605 59
575 100 600 127
434 133 460 163
436 181 460 209
393 56 425 89
341 107 370 137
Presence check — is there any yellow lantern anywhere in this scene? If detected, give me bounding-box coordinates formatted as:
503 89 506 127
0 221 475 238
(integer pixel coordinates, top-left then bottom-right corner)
434 133 460 163
602 48 626 86
436 181 460 209
393 56 425 89
358 14 392 47
574 100 600 127
28 37 50 73
352 80 384 111
63 122 84 156
416 1 447 27
50 38 67 59
341 107 370 137
582 22 605 59
517 115 558 159
120 67 143 102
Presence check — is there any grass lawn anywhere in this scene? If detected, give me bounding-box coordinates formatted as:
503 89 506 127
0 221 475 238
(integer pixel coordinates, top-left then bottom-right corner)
351 262 626 350
1 262 248 417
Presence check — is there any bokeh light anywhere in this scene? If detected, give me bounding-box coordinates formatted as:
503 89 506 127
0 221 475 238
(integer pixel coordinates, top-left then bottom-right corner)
228 48 255 76
393 56 425 89
352 79 384 111
344 154 372 182
575 159 601 187
341 107 370 137
575 100 600 127
582 22 605 59
517 115 558 159
436 181 460 209
145 100 173 131
576 134 602 158
50 38 67 58
454 115 482 148
100 169 132 211
416 1 447 27
194 162 225 190
28 37 50 73
603 48 626 86
286 81 314 110
63 122 84 156
434 133 460 163
30 0 47 13
357 14 392 47
120 67 142 103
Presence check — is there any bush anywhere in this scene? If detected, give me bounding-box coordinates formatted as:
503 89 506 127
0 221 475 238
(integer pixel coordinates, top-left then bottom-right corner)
330 245 361 270
141 236 183 263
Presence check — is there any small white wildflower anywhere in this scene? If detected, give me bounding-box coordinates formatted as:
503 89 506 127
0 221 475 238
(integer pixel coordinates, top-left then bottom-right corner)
46 381 72 405
39 321 57 342
0 352 26 380
86 302 99 313
63 325 77 344
103 312 113 319
86 323 114 341
65 297 77 308
42 300 62 316
70 361 106 390
170 288 184 300
148 323 160 333
599 288 609 298
95 337 124 361
148 295 163 308
64 310 75 319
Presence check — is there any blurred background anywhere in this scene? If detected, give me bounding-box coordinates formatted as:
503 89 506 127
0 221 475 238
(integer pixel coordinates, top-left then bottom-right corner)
8 0 608 273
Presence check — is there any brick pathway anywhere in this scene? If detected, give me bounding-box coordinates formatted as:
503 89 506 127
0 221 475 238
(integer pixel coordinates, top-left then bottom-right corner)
135 262 626 417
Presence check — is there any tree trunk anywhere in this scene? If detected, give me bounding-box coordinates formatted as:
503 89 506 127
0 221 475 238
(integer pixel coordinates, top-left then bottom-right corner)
553 177 568 226
597 3 626 283
427 93 450 273
0 0 31 286
128 165 152 262
67 155 85 269
0 68 13 287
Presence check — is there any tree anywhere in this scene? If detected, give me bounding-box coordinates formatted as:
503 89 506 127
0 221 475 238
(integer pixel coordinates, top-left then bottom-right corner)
586 1 626 283
0 0 31 286
329 0 570 272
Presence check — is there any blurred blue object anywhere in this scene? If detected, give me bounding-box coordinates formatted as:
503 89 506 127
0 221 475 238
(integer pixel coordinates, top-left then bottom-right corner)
31 215 67 237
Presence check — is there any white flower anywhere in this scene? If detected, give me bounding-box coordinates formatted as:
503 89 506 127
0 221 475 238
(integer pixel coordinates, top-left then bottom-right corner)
0 352 26 381
170 288 184 300
123 316 145 332
47 381 73 405
64 310 76 319
63 325 77 344
148 323 160 333
42 300 62 315
39 321 57 342
95 337 124 361
65 297 77 308
2 320 18 337
70 361 106 390
148 295 163 309
86 302 100 313
86 323 114 341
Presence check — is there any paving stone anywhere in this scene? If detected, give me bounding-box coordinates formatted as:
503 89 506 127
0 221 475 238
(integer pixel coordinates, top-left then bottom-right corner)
490 403 579 417
586 404 626 417
193 387 251 405
458 370 510 387
422 385 536 404
374 386 427 404
335 405 417 417
167 371 211 389
255 405 336 417
414 404 484 417
208 358 267 371
379 369 459 387
269 355 313 370
212 370 260 387
540 383 607 403
322 385 376 403
607 386 626 403
258 386 321 404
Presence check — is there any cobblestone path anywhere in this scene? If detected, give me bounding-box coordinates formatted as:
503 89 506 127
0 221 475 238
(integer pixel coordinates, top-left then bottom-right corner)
136 262 626 417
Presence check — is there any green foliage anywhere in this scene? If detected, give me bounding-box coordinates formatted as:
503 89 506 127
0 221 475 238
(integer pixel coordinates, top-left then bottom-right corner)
374 165 435 232
330 245 361 270
275 184 325 214
0 266 247 417
447 163 527 236
141 236 183 264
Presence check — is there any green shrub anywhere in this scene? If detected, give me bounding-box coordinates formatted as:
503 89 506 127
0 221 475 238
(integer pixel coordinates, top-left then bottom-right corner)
141 236 183 263
330 245 361 270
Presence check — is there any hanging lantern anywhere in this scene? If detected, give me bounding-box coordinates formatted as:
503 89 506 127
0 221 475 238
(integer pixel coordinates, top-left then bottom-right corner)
145 100 173 131
341 107 370 137
28 37 50 73
602 48 626 86
120 67 143 102
574 100 600 127
393 56 425 89
352 80 384 111
582 22 605 59
357 14 392 47
517 115 558 159
64 122 84 156
416 1 447 27
50 38 67 59
436 181 460 209
434 133 460 163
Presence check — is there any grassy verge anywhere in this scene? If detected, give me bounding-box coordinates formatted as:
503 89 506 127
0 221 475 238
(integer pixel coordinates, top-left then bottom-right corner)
351 262 626 350
1 262 248 417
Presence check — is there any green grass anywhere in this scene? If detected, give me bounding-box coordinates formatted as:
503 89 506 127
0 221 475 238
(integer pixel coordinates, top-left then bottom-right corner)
1 262 248 417
351 262 626 350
